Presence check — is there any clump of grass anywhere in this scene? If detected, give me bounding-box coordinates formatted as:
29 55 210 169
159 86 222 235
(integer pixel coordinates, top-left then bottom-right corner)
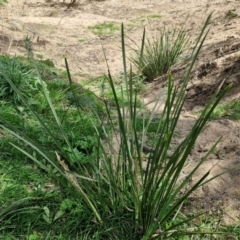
88 22 120 36
148 14 162 19
90 74 143 107
0 153 50 207
15 55 64 81
0 55 41 103
210 99 240 120
226 9 238 18
0 54 104 169
131 27 190 81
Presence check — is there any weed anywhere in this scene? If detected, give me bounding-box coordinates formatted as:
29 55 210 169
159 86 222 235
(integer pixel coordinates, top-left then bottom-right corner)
65 82 105 114
78 38 88 43
148 14 162 19
0 160 48 207
91 74 143 106
135 116 162 132
209 99 240 120
0 56 40 103
126 23 137 30
88 22 120 36
226 10 238 18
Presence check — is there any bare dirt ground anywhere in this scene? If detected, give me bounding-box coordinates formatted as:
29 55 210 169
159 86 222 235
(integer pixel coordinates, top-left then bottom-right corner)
1 0 240 226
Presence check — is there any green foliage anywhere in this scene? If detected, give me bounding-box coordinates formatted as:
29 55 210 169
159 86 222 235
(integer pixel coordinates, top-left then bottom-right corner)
88 22 120 36
131 27 190 81
0 56 40 103
88 18 229 239
0 54 103 171
224 225 240 239
13 55 64 81
0 195 92 238
148 14 162 19
104 84 142 107
0 101 22 125
92 74 143 107
66 82 105 114
0 99 99 169
135 116 162 132
0 55 66 105
0 150 51 211
226 10 238 18
0 0 7 5
0 15 234 239
210 99 240 120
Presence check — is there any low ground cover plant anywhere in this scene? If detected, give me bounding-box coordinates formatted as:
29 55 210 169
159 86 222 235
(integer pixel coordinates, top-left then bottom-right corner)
88 22 120 36
0 14 236 239
0 55 40 103
0 55 104 169
210 99 240 120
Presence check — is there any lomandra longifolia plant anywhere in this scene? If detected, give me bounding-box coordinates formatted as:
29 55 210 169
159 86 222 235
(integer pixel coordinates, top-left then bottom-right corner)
0 13 231 239
94 14 230 239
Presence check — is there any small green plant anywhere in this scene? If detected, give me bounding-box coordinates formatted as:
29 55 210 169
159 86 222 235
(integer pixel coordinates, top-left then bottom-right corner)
104 82 142 107
226 10 238 18
0 156 49 207
148 14 162 19
209 99 240 120
0 56 40 103
78 38 88 43
131 27 190 81
126 23 137 30
88 22 120 36
91 74 143 106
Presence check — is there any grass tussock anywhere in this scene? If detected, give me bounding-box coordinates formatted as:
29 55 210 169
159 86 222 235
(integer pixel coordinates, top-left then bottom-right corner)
131 27 190 81
0 14 236 239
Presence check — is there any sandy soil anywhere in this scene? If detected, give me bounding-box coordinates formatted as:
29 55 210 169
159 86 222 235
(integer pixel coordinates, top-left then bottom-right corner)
1 0 240 226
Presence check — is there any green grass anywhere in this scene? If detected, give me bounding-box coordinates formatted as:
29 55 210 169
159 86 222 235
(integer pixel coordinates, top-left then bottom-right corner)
88 22 120 36
89 74 144 107
226 10 238 18
0 155 49 207
126 23 137 30
148 14 162 19
0 55 106 238
209 99 240 120
0 0 7 5
0 89 101 168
